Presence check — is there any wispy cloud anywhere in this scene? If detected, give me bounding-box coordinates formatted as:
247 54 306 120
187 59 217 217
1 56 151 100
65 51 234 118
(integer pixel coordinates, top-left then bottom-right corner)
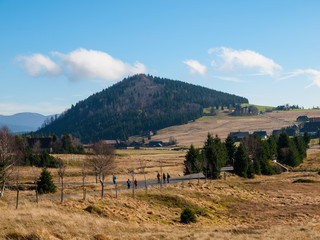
183 59 207 75
16 53 62 77
280 69 320 88
213 75 242 83
16 48 147 82
209 47 282 77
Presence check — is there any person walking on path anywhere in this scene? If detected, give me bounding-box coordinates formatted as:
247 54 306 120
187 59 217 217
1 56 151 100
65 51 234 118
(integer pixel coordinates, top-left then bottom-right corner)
127 179 131 189
157 172 161 183
167 173 170 183
134 179 138 189
163 173 166 184
113 175 116 184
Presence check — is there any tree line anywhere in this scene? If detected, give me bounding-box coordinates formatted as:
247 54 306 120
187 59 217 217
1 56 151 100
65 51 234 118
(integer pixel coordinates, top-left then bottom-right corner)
184 132 310 179
0 126 116 201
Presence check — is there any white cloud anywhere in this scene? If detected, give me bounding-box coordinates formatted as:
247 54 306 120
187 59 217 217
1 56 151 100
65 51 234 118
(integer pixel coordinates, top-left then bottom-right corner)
16 48 147 82
280 69 320 88
213 75 242 83
210 47 282 77
183 59 207 75
54 48 146 81
16 53 62 77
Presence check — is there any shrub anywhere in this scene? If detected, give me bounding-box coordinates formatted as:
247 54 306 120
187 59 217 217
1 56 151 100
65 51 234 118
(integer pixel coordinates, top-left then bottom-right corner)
293 179 317 183
93 234 107 240
180 208 196 224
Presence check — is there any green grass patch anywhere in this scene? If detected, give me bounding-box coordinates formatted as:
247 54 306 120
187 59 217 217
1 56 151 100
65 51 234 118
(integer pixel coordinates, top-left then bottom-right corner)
137 193 207 216
214 194 246 208
292 179 317 183
241 103 274 112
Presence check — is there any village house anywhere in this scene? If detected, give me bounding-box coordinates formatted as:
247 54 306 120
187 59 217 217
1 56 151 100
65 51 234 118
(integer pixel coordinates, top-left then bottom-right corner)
230 131 250 142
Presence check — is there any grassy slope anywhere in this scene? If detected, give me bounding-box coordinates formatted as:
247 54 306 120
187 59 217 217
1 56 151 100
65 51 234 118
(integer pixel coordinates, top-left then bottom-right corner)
150 109 320 147
1 148 320 239
241 103 275 112
2 170 320 239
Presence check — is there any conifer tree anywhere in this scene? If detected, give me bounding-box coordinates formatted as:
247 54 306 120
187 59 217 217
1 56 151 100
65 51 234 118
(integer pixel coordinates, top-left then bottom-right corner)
234 143 249 178
203 133 228 179
37 168 56 194
184 145 201 175
225 134 236 165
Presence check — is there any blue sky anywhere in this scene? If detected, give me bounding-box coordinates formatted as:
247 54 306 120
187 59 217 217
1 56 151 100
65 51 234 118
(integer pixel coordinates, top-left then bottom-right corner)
1 0 320 115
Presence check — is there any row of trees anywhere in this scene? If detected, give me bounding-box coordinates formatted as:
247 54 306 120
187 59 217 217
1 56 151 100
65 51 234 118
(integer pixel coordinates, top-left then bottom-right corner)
0 125 116 199
184 132 310 179
34 140 115 201
14 133 85 168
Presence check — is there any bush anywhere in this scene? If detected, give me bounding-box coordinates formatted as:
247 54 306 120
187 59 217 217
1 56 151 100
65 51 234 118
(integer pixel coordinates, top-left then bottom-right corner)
180 208 196 224
293 179 317 183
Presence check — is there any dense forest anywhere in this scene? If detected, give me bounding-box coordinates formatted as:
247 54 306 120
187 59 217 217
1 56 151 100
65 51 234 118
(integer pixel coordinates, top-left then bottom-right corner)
37 74 248 143
184 132 310 179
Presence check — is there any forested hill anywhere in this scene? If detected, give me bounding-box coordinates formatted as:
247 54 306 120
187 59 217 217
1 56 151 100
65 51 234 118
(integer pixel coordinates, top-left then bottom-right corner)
37 74 248 143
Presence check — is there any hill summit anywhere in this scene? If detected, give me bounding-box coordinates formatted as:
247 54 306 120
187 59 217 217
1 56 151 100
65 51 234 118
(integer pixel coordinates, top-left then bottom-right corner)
38 74 248 143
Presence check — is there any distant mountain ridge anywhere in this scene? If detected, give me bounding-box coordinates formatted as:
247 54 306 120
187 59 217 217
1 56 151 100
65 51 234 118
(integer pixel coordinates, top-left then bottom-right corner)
0 112 50 133
37 74 249 143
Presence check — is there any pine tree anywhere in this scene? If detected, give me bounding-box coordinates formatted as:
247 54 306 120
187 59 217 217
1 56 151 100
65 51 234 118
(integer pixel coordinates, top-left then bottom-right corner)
234 143 249 178
225 134 236 165
184 145 201 175
267 135 277 159
303 132 311 148
203 134 228 179
37 168 56 194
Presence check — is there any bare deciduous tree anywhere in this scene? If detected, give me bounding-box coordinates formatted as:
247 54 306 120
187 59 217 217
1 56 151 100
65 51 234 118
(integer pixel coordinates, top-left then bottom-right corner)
31 166 40 206
13 166 20 209
0 126 18 197
139 158 149 193
57 157 66 203
90 141 115 199
32 140 41 154
81 159 87 200
194 157 203 185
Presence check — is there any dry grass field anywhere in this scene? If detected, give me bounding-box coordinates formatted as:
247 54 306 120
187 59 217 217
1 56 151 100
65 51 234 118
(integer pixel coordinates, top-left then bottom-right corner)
150 110 320 147
265 110 320 122
1 148 320 239
1 110 320 239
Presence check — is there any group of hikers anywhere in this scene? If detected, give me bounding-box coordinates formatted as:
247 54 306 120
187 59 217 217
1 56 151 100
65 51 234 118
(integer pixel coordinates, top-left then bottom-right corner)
157 172 170 184
112 172 171 189
126 178 138 189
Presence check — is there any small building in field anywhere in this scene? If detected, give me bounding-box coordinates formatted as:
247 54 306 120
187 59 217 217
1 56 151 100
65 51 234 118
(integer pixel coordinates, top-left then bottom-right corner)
253 131 268 139
296 116 309 122
129 141 142 148
272 129 282 137
102 140 127 149
309 117 320 123
230 131 250 142
148 141 163 147
300 122 320 136
27 137 53 153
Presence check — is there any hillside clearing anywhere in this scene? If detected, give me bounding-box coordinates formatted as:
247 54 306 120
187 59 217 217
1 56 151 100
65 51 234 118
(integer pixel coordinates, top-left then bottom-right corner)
150 110 320 147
